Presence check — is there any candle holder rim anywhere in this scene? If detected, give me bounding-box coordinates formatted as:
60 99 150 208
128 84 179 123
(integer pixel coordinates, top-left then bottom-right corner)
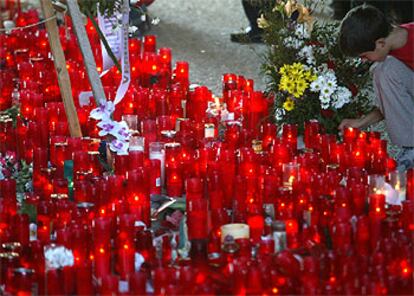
1 242 22 250
0 252 19 259
13 267 35 275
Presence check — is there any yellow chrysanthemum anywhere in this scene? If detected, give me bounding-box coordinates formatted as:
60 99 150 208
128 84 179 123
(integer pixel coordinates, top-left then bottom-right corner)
295 79 308 93
278 63 314 97
257 14 269 29
291 87 304 98
279 65 288 76
283 99 295 111
303 70 317 82
291 62 304 72
279 76 294 92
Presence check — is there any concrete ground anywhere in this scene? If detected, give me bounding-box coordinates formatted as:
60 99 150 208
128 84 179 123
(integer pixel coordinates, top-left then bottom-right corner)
148 0 268 96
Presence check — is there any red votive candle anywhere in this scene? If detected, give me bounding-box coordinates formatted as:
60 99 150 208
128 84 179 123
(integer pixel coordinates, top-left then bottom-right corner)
174 61 189 89
207 171 224 210
285 219 299 249
100 274 119 295
94 246 111 280
187 198 209 240
261 122 277 151
247 214 264 244
129 272 147 294
116 242 135 278
12 214 29 246
351 143 367 168
369 193 386 219
93 216 112 249
159 47 172 70
186 177 204 204
166 166 183 197
343 127 359 144
282 123 298 153
350 183 367 216
143 35 156 53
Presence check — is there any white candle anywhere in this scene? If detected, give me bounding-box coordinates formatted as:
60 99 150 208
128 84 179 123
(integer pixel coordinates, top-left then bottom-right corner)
220 223 250 243
149 142 165 189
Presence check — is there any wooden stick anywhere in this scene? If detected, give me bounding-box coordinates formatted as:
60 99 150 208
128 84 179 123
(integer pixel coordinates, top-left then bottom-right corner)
39 0 82 137
66 0 106 106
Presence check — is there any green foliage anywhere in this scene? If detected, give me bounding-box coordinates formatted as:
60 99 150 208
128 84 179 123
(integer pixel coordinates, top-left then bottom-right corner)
15 160 32 193
78 0 123 18
261 1 373 135
0 105 20 127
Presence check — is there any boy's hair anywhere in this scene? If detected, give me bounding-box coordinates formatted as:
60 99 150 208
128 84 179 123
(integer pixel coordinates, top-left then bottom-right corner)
339 5 392 56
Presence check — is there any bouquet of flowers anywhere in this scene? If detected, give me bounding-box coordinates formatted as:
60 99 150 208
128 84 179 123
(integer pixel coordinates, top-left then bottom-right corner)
260 0 373 135
0 151 32 193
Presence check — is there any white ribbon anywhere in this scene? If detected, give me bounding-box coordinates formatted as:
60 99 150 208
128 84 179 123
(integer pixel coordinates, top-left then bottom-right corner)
97 0 131 105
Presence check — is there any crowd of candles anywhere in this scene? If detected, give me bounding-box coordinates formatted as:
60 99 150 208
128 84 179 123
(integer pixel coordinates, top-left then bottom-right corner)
0 8 413 295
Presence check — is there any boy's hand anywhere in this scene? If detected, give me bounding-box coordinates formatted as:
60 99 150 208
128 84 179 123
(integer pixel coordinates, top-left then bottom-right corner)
338 118 363 131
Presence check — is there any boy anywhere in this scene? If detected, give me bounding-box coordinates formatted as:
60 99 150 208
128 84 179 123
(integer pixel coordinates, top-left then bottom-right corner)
338 5 414 171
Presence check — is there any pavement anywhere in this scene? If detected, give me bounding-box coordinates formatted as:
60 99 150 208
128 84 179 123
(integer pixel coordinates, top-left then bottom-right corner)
148 0 268 96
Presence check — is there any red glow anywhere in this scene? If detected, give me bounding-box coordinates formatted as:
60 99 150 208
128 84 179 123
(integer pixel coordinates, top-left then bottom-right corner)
99 248 105 254
123 244 129 250
329 276 336 283
272 287 279 294
285 219 298 233
400 261 411 277
195 272 206 284
277 277 286 286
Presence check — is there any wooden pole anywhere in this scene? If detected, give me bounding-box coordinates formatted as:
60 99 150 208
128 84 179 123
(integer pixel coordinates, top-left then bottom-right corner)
66 0 106 106
39 0 82 137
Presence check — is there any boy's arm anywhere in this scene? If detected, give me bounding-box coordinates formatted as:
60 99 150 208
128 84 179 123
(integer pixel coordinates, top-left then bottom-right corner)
338 107 384 131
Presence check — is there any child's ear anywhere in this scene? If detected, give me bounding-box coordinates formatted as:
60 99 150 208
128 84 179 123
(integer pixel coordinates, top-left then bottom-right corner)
375 38 386 49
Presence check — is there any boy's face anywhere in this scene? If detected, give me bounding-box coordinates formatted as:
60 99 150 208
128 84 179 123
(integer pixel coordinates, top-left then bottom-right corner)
358 38 389 62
